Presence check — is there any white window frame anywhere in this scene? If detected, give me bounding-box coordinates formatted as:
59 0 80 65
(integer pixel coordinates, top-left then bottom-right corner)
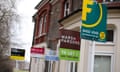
94 53 114 72
64 1 70 17
87 46 114 72
87 24 115 72
39 16 44 36
39 14 47 37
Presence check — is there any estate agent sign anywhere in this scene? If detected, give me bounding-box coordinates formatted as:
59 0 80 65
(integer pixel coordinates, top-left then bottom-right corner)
81 0 107 42
11 48 25 60
59 29 80 61
31 47 44 58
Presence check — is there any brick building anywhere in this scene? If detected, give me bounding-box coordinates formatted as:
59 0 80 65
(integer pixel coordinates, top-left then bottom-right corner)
30 0 120 72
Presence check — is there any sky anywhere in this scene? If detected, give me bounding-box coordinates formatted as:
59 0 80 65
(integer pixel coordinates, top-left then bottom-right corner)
11 0 41 62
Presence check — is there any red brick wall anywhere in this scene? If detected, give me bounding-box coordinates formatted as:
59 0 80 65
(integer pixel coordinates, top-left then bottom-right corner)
34 2 51 44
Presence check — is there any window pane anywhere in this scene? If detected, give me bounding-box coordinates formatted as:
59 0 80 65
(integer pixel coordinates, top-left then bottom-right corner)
114 0 120 2
104 0 119 2
106 30 114 42
75 62 77 72
43 14 47 33
70 62 73 72
39 17 43 35
105 0 111 2
44 61 49 72
64 0 70 16
44 61 56 72
70 62 77 72
94 56 111 72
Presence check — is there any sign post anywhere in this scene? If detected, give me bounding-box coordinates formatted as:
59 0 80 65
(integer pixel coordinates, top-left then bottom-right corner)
81 0 107 72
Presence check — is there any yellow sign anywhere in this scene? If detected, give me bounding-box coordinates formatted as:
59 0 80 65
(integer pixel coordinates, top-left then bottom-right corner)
82 0 103 28
10 56 25 60
82 0 94 21
100 32 106 40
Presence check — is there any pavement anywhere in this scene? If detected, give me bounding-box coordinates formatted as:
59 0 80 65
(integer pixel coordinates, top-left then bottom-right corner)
14 69 28 72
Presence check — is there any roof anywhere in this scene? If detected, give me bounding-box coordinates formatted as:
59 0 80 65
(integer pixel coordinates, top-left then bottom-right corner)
35 0 49 9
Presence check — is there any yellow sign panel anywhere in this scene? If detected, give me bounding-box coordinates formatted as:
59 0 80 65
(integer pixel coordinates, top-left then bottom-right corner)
10 56 25 60
82 0 94 21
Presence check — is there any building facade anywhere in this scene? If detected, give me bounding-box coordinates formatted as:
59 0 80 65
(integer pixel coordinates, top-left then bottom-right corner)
30 0 120 72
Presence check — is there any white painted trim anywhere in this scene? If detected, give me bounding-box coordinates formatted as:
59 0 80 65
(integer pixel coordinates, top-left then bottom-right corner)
95 42 115 46
88 43 114 72
95 51 114 54
73 62 75 72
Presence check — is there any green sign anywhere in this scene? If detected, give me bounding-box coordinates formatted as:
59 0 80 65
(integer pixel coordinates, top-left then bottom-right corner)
81 2 107 42
59 48 80 61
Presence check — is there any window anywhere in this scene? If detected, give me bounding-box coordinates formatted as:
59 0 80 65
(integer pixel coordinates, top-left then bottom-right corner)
70 62 77 72
39 16 44 35
43 14 47 33
94 55 112 72
67 61 78 72
39 14 47 36
64 0 70 17
114 0 120 1
103 0 119 2
103 0 112 2
106 30 114 42
44 61 56 72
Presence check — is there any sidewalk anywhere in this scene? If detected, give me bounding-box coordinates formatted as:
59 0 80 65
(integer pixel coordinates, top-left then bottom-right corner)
14 69 28 72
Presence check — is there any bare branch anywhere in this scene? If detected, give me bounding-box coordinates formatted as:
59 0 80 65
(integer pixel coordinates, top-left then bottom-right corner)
0 0 19 55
